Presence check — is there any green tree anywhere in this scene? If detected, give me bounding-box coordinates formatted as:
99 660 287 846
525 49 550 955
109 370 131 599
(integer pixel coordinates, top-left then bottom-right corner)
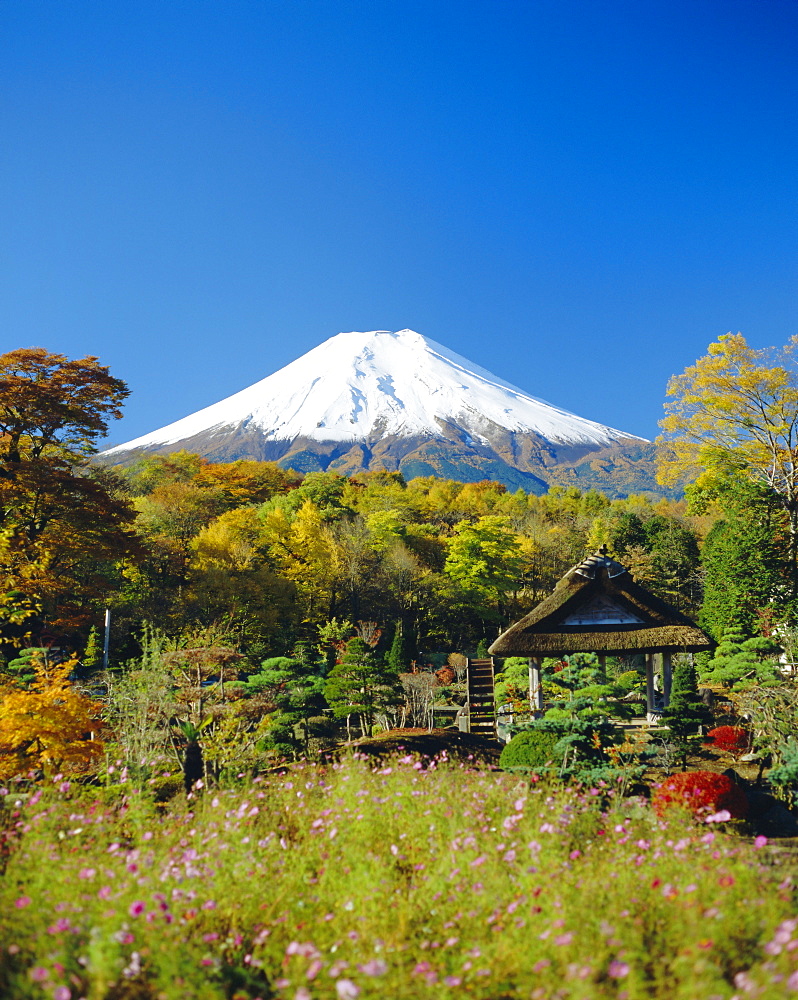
324 637 400 740
82 626 103 671
700 629 781 691
543 654 634 723
694 476 789 639
660 656 712 768
3 647 48 687
249 647 327 758
494 656 531 709
445 515 522 596
387 620 416 673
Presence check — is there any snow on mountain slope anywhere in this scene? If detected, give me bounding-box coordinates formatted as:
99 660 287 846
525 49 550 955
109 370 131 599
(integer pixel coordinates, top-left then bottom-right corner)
103 329 645 457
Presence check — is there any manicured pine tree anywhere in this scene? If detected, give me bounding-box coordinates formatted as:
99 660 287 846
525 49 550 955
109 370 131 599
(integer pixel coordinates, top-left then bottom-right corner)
660 656 713 769
5 647 48 688
325 637 401 740
252 645 327 757
700 629 781 691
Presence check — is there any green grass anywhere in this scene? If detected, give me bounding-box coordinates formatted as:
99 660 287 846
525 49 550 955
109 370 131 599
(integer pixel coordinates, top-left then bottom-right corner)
0 755 796 999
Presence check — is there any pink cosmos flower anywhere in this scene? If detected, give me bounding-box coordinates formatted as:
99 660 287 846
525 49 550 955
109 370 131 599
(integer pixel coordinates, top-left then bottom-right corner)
608 960 630 978
705 809 731 823
335 980 360 999
358 959 387 976
129 901 145 917
306 960 323 980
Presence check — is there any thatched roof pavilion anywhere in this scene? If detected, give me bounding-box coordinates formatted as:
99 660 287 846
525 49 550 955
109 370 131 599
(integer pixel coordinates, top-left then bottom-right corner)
489 548 714 718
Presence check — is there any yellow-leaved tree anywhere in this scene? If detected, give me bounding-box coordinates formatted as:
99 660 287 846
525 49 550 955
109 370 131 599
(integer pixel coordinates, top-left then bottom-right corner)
657 332 798 596
261 500 339 624
0 656 103 779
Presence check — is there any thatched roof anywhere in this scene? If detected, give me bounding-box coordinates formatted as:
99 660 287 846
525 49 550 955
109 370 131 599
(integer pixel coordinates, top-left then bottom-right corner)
489 550 714 657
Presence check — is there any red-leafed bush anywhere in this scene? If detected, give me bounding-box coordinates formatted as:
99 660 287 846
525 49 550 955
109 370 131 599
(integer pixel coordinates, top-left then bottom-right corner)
704 726 750 759
652 770 749 819
435 666 456 686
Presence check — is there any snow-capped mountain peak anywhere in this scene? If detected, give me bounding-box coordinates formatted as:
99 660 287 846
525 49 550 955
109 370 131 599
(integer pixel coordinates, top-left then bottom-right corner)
103 328 645 457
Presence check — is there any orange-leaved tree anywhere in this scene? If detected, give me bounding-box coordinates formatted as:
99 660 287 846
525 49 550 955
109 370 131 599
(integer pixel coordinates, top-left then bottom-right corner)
0 655 104 779
0 348 139 643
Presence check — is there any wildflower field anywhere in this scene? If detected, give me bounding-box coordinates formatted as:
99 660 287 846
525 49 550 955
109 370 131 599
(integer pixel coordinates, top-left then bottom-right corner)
1 756 797 1000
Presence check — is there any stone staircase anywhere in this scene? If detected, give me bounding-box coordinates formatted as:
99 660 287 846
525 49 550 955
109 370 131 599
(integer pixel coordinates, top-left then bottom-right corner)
466 658 496 736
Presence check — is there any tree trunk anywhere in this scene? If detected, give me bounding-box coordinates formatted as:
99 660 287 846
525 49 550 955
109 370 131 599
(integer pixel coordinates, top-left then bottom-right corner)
183 740 204 793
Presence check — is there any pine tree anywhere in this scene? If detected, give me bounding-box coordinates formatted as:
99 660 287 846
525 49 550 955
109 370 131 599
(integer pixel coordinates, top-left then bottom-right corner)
83 626 102 671
701 629 781 690
251 646 327 758
699 479 788 640
5 647 48 688
387 620 416 673
325 638 401 740
660 657 713 768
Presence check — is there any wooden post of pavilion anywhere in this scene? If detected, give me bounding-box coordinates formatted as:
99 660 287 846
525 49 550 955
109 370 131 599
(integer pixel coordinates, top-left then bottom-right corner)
645 653 656 717
663 652 673 705
528 657 543 712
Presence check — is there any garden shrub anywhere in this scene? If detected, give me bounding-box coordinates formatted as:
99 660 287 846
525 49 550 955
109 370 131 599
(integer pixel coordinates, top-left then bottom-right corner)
615 669 642 691
500 729 563 772
150 773 184 804
768 738 798 808
704 725 750 758
652 770 749 819
435 665 456 685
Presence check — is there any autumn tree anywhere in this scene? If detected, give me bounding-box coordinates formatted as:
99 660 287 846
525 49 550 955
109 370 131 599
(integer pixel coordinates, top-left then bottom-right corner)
187 507 298 649
657 332 798 599
259 500 339 626
0 348 138 644
0 655 104 778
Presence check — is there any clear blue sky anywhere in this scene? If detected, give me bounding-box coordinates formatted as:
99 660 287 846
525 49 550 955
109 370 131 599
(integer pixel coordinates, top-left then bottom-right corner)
2 0 796 446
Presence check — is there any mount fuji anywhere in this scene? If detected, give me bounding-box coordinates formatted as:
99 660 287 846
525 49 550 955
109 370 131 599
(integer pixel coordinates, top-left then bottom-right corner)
102 329 654 494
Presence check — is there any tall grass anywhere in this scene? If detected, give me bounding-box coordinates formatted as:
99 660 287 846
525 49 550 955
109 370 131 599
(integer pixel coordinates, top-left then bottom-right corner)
0 755 796 999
